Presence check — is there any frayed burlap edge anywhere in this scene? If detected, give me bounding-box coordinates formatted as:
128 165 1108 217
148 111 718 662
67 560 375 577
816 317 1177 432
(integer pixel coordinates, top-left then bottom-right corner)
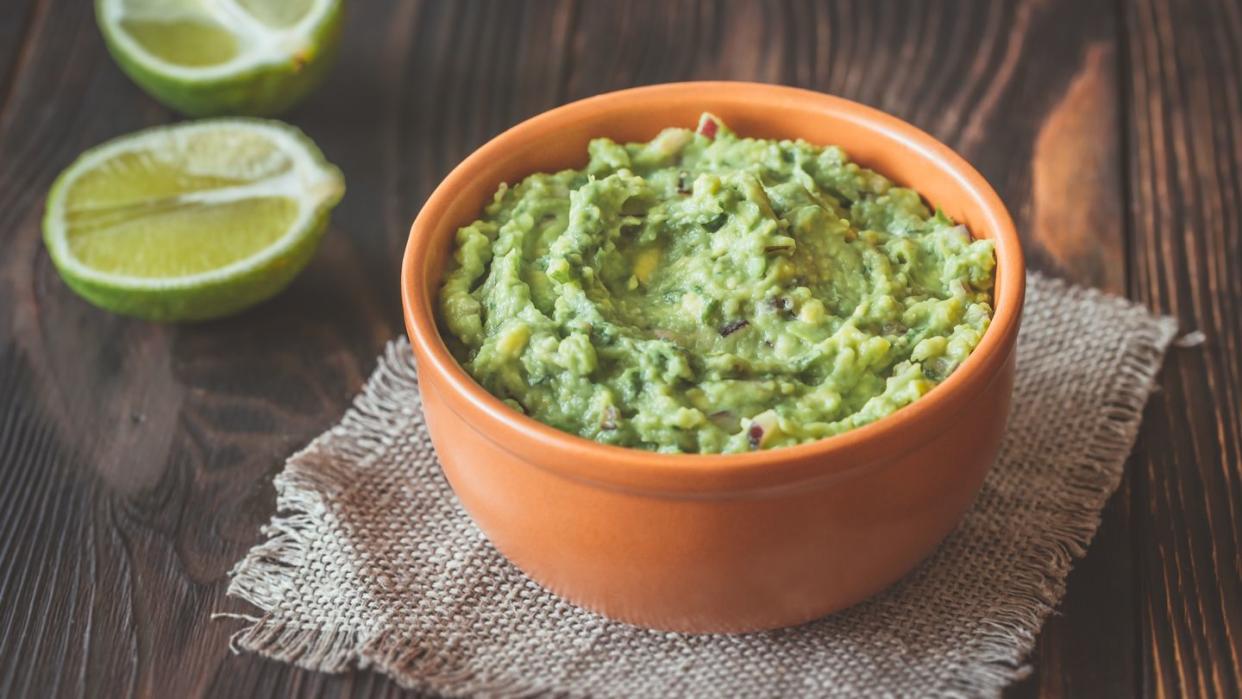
216 340 551 696
218 273 1178 698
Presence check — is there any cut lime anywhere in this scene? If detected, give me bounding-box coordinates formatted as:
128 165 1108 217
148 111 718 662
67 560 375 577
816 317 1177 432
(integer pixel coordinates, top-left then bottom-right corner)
95 0 343 117
43 119 345 322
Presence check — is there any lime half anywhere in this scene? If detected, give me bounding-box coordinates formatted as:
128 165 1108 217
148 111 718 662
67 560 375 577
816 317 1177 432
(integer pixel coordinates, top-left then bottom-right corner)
95 0 343 116
43 119 345 322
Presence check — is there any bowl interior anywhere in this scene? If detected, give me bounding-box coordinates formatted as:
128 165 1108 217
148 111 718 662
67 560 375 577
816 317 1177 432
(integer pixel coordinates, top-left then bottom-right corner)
404 82 1023 487
415 84 1018 325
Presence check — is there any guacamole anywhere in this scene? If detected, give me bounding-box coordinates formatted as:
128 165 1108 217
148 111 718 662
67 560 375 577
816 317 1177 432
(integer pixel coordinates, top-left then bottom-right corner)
438 114 995 454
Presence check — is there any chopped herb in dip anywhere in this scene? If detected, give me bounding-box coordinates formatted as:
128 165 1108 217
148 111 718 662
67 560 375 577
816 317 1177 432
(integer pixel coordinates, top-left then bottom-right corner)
438 114 996 454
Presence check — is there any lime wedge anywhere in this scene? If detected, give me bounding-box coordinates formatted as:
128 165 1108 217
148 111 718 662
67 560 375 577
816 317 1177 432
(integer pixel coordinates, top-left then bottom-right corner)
95 0 343 116
43 119 345 322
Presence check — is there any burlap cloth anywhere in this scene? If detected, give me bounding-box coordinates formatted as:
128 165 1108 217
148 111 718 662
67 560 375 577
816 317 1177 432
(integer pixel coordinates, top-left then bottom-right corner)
222 273 1177 697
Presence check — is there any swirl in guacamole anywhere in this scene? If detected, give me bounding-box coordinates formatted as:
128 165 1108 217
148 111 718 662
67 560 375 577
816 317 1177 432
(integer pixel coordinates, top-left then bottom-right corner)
438 114 995 454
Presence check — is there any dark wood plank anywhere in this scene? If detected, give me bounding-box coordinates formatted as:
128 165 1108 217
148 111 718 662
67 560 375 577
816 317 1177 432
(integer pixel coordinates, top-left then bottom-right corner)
0 0 42 121
4 0 1234 697
0 1 574 697
994 8 1142 697
1124 0 1242 696
0 2 162 697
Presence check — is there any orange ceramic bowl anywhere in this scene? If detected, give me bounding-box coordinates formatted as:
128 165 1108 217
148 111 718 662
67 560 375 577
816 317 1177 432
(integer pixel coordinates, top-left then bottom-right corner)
402 82 1024 633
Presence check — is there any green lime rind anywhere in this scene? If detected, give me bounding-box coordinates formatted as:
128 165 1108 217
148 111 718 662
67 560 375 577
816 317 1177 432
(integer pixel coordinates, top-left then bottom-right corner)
48 215 333 322
94 0 343 117
43 119 345 322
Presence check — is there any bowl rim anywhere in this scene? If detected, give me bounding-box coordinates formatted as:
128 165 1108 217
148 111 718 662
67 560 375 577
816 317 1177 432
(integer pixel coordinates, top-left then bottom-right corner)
402 81 1025 490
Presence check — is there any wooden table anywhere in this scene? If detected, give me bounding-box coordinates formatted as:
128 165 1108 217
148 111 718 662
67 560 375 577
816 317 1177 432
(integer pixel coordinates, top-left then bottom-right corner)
1 1 1238 696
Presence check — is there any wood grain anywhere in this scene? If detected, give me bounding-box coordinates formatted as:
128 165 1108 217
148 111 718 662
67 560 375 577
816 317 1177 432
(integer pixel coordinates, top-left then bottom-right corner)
0 1 41 122
1031 43 1127 294
1125 0 1242 696
0 1 1236 697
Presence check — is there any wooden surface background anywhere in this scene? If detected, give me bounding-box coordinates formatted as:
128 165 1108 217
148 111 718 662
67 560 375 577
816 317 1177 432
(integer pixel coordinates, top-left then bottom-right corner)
1 1 1239 697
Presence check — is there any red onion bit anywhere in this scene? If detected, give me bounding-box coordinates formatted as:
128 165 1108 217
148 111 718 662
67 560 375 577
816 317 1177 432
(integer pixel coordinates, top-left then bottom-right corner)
747 423 764 449
697 116 719 140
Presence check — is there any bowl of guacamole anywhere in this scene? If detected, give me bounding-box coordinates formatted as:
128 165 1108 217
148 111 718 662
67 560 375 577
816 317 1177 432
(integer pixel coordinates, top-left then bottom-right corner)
437 113 996 454
402 82 1024 633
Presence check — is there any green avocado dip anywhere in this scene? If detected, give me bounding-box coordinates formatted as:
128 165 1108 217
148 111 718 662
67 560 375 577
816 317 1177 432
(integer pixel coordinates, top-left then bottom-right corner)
438 114 996 454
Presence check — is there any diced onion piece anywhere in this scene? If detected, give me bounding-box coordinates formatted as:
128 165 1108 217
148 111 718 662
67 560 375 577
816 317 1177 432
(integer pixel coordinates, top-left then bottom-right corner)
696 114 719 139
747 410 781 449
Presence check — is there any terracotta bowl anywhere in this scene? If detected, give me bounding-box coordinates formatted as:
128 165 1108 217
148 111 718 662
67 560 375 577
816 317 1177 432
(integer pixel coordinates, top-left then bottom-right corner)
402 82 1025 633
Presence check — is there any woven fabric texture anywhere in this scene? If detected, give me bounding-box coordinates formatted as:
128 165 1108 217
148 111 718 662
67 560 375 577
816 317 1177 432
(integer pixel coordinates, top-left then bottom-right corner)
224 274 1176 698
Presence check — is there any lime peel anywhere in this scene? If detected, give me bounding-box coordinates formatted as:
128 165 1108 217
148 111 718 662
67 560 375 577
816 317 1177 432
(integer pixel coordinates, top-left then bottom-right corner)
96 0 343 116
43 119 344 321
